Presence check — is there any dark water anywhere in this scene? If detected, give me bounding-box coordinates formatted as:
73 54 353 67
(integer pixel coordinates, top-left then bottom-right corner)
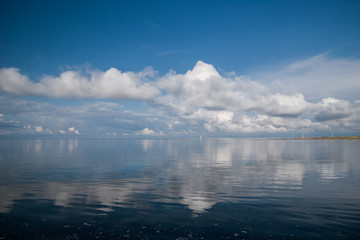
0 138 359 239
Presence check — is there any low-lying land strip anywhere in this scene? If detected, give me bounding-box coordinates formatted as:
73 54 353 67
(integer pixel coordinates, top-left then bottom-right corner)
276 136 360 140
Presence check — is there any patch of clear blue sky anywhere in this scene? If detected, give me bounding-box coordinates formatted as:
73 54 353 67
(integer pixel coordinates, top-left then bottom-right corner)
1 0 359 79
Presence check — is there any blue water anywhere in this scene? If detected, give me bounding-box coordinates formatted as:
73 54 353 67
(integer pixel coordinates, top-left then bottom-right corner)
0 138 359 239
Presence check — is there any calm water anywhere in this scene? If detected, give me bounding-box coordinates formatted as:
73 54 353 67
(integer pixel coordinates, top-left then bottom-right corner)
0 138 359 239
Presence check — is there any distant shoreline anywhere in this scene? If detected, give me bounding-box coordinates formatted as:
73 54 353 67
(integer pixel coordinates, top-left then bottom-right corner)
275 136 360 140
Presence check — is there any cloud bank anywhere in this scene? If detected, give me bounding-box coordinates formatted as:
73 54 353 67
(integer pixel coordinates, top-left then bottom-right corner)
0 67 160 100
1 54 360 137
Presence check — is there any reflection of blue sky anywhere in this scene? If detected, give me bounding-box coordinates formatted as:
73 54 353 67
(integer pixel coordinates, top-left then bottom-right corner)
0 139 359 214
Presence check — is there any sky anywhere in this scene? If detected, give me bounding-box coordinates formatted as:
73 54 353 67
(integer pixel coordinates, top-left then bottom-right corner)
0 0 360 138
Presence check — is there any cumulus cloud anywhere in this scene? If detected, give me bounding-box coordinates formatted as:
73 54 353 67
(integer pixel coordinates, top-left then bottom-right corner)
156 61 311 116
315 98 355 122
262 93 310 117
152 59 360 135
1 55 360 137
34 126 43 133
157 61 269 114
68 127 80 135
154 61 318 134
0 67 160 100
136 128 156 136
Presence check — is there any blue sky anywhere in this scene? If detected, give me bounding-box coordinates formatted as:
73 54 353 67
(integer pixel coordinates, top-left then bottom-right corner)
1 0 360 137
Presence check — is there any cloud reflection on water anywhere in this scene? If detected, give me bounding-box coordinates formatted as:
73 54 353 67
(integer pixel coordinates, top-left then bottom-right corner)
0 138 358 214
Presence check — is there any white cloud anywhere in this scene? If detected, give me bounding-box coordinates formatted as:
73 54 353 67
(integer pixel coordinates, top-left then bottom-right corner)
185 60 221 81
136 128 156 136
262 93 310 117
35 126 43 132
0 67 160 100
158 61 311 114
89 67 160 100
154 61 317 134
314 98 356 122
153 59 359 135
68 127 79 134
1 55 360 137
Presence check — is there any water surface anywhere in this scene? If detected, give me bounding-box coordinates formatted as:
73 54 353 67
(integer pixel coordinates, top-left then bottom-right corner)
0 138 359 239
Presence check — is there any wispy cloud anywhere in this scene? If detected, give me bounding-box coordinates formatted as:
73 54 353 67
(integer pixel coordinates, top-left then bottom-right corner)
145 21 159 29
157 49 191 56
256 53 360 101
